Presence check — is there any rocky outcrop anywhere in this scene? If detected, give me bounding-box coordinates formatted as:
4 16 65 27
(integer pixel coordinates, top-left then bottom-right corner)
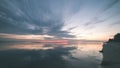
101 33 120 65
107 33 120 42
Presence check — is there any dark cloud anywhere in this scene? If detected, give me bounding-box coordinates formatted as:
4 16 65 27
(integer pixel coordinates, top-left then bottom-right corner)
0 0 77 38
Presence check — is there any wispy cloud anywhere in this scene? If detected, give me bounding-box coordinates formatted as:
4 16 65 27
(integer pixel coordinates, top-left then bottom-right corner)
109 20 120 26
83 0 119 26
0 0 120 40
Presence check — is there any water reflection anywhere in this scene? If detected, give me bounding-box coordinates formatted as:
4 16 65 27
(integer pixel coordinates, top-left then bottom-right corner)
0 42 103 68
0 42 75 50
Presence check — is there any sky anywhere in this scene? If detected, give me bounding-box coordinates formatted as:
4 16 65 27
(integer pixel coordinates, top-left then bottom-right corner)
0 0 120 41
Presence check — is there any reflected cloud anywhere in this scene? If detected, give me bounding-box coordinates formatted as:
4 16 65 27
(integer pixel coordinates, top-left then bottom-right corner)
0 42 76 68
75 42 103 51
0 42 103 68
0 42 74 50
7 43 53 50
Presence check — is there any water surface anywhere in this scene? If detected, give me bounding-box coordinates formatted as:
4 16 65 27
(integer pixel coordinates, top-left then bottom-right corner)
0 42 103 68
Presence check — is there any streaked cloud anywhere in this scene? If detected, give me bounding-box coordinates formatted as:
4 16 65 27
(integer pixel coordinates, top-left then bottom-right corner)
0 0 79 38
0 0 120 40
0 33 54 40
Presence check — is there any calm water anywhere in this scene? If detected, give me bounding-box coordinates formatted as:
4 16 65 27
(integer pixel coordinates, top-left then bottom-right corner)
0 42 103 68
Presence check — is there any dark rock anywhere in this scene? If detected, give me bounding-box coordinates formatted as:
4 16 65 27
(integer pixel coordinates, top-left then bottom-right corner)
101 33 120 66
107 33 120 42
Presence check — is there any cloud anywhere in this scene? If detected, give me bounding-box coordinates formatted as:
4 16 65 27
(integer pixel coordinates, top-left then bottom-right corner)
109 20 120 26
83 0 119 26
100 0 119 13
0 33 56 40
0 0 77 38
